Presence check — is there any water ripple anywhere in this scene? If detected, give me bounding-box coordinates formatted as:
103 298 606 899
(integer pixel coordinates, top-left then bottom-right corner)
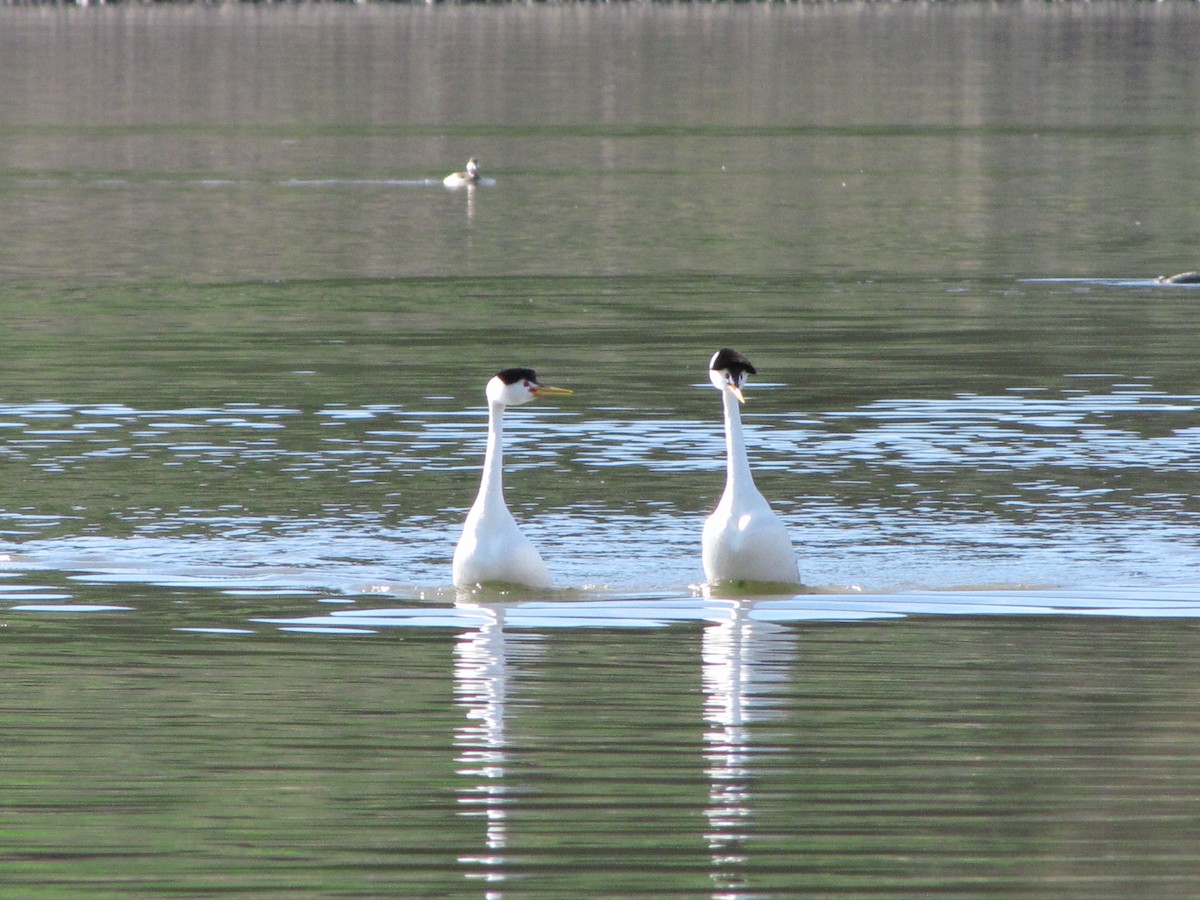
249 585 1200 637
3 380 1200 601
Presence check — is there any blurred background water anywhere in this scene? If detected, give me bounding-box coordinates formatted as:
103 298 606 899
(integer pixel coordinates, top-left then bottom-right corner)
3 4 1200 897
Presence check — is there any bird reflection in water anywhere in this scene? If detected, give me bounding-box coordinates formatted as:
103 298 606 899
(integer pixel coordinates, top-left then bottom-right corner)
703 597 796 897
453 607 518 895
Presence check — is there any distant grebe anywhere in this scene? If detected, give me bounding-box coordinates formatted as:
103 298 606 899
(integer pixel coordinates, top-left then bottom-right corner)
444 158 481 188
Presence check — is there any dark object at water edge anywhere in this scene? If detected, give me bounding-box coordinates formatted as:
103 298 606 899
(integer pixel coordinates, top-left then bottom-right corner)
1155 271 1200 284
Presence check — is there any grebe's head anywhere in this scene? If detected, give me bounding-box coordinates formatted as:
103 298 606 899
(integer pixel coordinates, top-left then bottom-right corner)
465 158 480 178
486 367 572 407
708 348 757 403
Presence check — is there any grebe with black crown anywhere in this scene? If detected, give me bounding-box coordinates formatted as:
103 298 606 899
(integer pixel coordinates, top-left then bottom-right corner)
444 158 481 188
701 348 800 587
452 367 572 589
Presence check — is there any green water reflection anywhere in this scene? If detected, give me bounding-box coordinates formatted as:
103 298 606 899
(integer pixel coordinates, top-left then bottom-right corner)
4 618 1200 896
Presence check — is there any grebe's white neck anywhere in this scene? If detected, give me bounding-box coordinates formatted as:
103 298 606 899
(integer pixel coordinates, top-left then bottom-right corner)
721 387 757 501
474 399 507 516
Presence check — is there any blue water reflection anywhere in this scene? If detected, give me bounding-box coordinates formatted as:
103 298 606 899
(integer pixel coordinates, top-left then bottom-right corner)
252 586 1200 637
5 374 1200 601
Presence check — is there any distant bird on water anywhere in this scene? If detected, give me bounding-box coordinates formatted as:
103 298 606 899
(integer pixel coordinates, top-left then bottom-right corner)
452 367 572 589
1155 271 1200 285
701 348 800 587
444 158 481 188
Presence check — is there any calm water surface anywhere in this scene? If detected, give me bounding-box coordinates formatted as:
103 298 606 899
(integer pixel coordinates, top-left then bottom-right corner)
3 5 1200 897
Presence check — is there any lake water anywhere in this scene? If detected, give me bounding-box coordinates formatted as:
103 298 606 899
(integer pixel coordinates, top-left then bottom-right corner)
3 4 1200 897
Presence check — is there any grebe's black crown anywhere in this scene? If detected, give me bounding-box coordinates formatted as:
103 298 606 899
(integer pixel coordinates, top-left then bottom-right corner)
709 348 757 376
496 367 538 385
